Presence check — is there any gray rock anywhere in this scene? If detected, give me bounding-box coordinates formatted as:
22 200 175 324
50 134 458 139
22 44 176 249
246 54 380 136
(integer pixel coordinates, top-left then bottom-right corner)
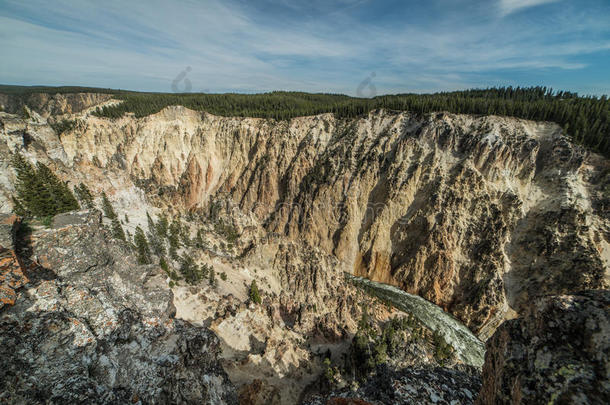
303 364 482 405
0 211 237 404
476 290 610 404
0 213 17 250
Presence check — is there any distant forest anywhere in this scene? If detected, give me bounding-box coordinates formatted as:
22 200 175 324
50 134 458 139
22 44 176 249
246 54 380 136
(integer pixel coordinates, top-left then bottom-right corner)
1 84 608 156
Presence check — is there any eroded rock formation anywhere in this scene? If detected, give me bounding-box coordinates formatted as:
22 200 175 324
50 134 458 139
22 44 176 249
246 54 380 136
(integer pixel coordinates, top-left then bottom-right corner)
1 104 606 338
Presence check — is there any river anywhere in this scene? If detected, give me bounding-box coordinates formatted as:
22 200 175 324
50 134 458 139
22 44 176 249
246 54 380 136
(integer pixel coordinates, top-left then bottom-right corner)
346 273 485 368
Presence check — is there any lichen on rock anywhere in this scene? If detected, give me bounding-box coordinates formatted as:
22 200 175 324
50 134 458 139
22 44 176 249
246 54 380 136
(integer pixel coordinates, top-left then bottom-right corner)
476 290 610 405
0 210 237 404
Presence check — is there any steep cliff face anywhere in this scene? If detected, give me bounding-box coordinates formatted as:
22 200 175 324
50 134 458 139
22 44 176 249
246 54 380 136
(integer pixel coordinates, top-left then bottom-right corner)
0 92 113 118
0 211 237 404
0 104 608 339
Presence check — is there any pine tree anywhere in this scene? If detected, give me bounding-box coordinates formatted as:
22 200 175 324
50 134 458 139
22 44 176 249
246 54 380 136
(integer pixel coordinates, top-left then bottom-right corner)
156 215 169 239
249 280 261 304
32 163 60 216
58 179 80 212
134 226 151 264
194 228 206 248
111 217 126 241
11 196 27 216
101 191 117 219
74 183 94 208
159 256 170 273
208 267 216 287
180 222 192 247
11 153 35 216
36 163 79 213
146 212 166 257
179 254 203 284
200 263 210 279
11 153 52 217
100 191 125 241
11 154 79 218
168 218 181 260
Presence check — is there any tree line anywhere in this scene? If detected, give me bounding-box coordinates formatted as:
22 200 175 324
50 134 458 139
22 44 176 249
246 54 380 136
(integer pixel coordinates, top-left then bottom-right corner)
90 87 609 156
2 84 607 155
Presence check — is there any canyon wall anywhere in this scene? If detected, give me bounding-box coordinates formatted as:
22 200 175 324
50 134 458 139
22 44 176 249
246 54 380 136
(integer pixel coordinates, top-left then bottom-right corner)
1 103 608 338
0 92 112 118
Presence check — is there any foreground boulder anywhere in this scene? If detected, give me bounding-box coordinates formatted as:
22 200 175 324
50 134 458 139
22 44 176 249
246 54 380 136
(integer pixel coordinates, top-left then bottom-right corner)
477 290 609 404
0 211 237 404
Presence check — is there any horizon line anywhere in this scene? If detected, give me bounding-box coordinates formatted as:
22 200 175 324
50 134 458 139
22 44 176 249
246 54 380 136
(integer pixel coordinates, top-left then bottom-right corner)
1 83 608 99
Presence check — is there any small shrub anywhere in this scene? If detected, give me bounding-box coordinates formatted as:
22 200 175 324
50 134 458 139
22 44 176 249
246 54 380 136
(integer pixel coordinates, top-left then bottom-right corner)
160 256 170 273
74 183 94 209
50 119 77 135
41 216 53 227
208 267 216 287
433 331 453 365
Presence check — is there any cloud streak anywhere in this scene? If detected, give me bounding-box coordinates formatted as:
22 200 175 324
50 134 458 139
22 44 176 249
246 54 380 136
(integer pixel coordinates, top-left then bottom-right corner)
499 0 561 16
0 0 608 95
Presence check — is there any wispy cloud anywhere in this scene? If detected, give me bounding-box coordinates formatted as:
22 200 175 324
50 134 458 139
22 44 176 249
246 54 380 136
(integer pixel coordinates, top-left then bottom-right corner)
0 0 608 95
499 0 561 16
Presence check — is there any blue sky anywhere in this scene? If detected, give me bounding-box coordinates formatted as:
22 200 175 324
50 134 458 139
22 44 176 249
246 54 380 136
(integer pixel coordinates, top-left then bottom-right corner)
1 0 609 95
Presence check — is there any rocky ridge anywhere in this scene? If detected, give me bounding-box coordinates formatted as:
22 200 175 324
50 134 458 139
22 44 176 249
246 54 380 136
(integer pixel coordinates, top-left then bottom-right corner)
0 211 237 404
303 365 482 405
0 92 113 118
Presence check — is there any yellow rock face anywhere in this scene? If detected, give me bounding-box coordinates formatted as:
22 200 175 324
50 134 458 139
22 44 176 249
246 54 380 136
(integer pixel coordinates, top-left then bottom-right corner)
1 106 608 339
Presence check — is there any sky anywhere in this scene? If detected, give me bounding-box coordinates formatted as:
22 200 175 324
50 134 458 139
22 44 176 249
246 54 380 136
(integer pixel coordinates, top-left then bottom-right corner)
0 0 609 96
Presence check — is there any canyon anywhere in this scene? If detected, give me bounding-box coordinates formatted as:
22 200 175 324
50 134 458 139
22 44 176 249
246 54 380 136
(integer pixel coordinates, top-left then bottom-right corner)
0 92 608 404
